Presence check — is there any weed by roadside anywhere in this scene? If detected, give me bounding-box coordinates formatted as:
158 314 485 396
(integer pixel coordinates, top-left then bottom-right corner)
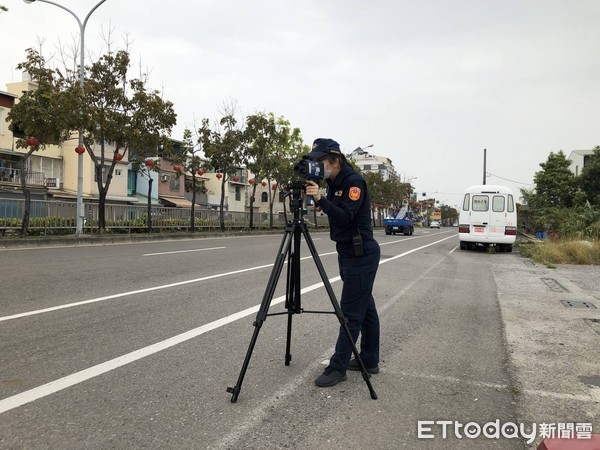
518 239 600 266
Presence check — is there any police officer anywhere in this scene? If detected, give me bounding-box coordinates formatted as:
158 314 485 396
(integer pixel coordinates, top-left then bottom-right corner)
304 138 381 387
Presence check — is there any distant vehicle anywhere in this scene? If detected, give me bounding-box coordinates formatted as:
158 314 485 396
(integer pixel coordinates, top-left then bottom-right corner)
383 202 415 235
429 220 440 229
458 184 517 252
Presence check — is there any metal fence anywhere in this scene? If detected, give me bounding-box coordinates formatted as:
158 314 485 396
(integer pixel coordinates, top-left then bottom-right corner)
0 197 331 235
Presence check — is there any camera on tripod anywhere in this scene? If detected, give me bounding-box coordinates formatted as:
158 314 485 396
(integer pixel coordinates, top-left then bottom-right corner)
293 159 324 181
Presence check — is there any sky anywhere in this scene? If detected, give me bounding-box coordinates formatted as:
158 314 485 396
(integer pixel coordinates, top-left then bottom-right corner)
2 0 600 208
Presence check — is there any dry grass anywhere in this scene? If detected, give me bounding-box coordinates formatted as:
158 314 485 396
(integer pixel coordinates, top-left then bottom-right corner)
519 239 600 266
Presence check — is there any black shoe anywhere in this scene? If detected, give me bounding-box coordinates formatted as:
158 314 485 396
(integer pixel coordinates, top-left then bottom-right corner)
348 358 380 374
315 368 347 387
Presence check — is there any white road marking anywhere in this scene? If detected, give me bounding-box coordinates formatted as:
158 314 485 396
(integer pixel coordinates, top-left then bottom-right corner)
0 235 457 414
0 278 337 415
143 246 226 256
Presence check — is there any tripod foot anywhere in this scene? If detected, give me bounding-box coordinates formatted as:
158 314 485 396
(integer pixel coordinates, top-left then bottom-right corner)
226 386 241 403
361 372 378 400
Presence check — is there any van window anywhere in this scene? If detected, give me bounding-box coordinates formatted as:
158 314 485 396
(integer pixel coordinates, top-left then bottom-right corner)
462 194 470 211
507 194 514 212
472 195 489 212
492 195 505 212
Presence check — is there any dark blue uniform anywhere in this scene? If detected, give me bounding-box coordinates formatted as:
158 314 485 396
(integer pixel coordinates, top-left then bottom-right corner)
315 163 381 372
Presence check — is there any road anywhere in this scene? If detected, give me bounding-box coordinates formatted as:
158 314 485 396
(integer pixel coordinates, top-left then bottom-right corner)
0 227 595 449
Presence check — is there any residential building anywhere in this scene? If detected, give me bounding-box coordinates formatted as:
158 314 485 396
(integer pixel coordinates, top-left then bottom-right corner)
568 149 596 176
346 146 397 181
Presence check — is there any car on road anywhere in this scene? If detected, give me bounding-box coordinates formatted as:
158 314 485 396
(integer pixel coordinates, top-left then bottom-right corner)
429 220 440 229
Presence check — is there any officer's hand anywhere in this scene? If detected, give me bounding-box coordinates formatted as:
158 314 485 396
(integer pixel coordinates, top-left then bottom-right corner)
305 181 321 202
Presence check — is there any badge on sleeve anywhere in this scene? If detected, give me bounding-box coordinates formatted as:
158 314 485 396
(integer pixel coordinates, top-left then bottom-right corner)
349 186 361 201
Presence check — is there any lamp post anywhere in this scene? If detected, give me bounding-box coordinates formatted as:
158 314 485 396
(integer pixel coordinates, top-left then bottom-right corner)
23 0 108 236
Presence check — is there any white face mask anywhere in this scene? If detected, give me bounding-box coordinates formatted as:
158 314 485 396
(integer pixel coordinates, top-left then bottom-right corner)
322 160 333 179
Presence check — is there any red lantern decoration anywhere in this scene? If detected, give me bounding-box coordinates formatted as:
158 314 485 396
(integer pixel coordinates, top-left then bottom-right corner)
216 173 223 179
113 152 123 161
75 145 86 154
197 169 205 176
272 184 277 190
248 179 255 185
173 164 183 172
233 176 240 182
26 136 40 147
261 181 267 187
145 159 154 167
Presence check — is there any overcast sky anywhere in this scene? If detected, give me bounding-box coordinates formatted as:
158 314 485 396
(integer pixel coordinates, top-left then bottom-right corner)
2 0 599 207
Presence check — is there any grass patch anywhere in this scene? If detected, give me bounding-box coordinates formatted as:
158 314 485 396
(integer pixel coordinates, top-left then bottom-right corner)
518 239 600 266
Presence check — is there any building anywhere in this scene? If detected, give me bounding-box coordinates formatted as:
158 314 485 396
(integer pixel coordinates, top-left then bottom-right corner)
568 149 596 176
346 146 397 181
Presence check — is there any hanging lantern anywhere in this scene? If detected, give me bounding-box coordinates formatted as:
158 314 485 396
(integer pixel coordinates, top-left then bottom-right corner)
197 169 205 176
113 151 123 161
233 175 240 182
145 159 154 167
75 145 86 154
216 173 223 179
26 136 39 147
261 181 267 187
272 183 277 190
248 179 255 185
173 164 183 172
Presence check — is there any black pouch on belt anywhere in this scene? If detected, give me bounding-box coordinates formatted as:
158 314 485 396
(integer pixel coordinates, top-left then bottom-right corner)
352 232 364 257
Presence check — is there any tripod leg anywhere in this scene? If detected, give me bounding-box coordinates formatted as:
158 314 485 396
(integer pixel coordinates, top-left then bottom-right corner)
301 225 378 400
284 222 302 366
227 228 294 402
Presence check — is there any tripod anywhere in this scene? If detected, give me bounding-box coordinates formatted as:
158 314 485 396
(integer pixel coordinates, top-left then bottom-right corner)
227 182 378 402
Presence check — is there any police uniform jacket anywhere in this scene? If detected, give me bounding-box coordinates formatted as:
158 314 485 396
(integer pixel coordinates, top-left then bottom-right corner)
314 163 376 256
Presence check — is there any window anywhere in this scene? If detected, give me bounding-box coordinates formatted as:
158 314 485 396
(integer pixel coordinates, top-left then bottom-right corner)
462 194 470 211
472 195 489 212
261 192 268 202
507 194 514 213
170 176 180 192
235 186 241 201
115 169 122 176
492 195 505 212
94 165 110 183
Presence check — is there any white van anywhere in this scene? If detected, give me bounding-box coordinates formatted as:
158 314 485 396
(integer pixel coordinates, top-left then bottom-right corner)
458 185 517 252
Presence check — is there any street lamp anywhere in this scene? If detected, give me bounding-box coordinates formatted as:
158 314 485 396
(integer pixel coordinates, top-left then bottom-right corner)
23 0 108 236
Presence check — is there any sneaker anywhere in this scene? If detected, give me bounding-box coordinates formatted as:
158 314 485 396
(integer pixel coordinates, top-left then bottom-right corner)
348 358 380 374
315 368 347 387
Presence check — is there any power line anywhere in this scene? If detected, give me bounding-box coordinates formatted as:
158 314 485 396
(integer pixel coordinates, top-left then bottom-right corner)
486 172 534 186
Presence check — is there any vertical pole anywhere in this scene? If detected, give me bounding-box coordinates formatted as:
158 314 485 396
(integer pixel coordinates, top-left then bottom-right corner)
76 24 85 235
483 148 487 185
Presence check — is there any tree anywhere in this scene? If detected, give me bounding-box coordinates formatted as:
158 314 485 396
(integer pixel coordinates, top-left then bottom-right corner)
77 50 176 232
529 151 577 209
199 101 245 231
7 49 77 236
578 146 600 206
171 129 206 231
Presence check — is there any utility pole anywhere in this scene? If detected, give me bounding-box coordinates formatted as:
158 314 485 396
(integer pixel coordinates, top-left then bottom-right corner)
483 148 487 185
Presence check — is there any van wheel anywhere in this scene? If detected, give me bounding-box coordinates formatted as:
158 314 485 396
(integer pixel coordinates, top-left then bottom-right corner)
506 244 513 253
409 227 414 235
460 242 467 250
385 227 391 235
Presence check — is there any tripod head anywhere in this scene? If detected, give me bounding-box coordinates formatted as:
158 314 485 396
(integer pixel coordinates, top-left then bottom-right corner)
284 181 309 221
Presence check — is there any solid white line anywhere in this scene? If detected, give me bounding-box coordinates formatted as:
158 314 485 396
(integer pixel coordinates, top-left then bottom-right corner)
143 246 226 256
0 278 337 415
0 236 454 414
0 253 334 323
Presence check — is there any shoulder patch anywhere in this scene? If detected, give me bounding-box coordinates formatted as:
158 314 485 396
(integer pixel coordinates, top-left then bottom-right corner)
349 186 361 201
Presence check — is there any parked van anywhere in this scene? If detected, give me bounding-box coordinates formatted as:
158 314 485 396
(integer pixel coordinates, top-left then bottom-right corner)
458 185 517 252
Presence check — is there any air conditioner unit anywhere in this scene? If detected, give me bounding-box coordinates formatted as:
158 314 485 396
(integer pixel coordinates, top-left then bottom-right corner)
161 174 170 182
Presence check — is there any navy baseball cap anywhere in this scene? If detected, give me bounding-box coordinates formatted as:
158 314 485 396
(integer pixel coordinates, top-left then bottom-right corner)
304 138 343 161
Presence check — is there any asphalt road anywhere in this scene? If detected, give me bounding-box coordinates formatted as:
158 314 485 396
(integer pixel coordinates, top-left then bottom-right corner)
0 228 560 448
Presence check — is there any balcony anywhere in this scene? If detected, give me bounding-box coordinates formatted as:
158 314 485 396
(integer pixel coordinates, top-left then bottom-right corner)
0 167 46 186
